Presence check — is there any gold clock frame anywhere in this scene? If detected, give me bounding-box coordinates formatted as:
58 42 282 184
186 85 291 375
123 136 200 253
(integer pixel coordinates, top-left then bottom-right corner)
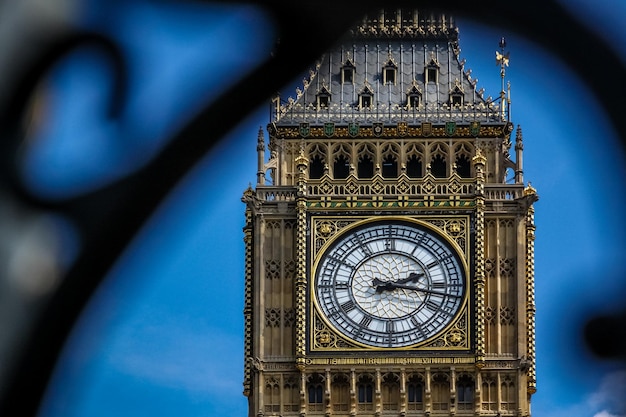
307 214 472 353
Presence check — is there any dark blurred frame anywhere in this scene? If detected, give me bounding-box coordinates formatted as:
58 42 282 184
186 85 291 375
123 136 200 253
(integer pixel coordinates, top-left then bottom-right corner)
0 0 623 415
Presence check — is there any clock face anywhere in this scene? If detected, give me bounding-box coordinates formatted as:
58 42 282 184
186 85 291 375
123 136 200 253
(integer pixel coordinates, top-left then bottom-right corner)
313 220 466 348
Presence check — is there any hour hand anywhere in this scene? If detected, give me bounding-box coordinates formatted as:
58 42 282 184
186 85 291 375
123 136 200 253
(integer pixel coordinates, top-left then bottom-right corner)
372 278 395 293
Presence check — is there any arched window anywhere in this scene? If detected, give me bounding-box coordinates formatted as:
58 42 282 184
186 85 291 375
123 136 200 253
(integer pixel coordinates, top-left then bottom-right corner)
357 375 374 411
501 376 516 410
307 373 324 411
309 154 325 179
406 154 422 178
431 373 449 411
431 154 447 178
457 374 474 411
456 154 471 177
381 143 399 178
264 377 281 413
331 374 350 412
382 373 400 411
481 376 497 411
407 375 424 410
357 144 375 179
333 146 350 179
382 154 398 178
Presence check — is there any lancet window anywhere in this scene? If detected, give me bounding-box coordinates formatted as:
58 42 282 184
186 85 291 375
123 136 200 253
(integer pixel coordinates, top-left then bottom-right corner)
381 143 399 178
308 144 326 179
357 375 374 410
381 373 400 411
406 144 424 178
307 373 324 411
455 142 473 178
332 144 351 179
456 374 475 411
331 374 350 412
357 144 375 179
407 375 424 410
430 143 448 178
431 373 450 411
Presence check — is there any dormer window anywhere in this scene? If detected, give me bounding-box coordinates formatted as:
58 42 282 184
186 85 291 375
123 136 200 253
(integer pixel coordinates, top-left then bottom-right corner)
449 83 464 107
406 83 423 109
425 57 440 84
341 59 355 84
382 58 397 85
358 83 374 109
316 85 331 109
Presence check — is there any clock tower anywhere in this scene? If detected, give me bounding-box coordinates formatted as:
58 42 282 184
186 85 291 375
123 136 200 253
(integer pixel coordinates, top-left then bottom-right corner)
242 10 538 417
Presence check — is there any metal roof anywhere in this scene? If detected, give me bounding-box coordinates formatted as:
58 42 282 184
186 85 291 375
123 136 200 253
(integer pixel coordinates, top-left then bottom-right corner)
273 10 506 126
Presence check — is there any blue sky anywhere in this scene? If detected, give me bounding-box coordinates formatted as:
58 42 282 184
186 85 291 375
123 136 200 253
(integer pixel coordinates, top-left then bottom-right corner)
18 1 626 416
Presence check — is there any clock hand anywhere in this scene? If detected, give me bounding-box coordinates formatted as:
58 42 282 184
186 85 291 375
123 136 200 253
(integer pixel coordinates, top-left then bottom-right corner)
392 283 462 298
395 272 424 285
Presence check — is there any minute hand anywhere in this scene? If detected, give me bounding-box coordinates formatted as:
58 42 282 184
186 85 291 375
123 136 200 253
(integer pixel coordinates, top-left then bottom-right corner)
386 282 461 298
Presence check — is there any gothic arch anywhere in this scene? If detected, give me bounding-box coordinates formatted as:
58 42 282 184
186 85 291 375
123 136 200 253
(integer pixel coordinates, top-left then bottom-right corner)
431 372 450 411
405 142 425 178
331 373 350 412
454 142 474 178
332 143 352 179
429 142 449 178
381 142 400 178
307 143 327 179
456 373 475 411
381 372 400 411
357 143 375 179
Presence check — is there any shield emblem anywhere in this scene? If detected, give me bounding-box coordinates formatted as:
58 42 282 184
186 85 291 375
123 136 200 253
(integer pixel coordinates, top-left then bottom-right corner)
324 122 335 137
348 122 360 137
299 122 310 137
373 122 384 137
397 122 408 137
421 122 432 136
470 121 480 136
445 121 457 136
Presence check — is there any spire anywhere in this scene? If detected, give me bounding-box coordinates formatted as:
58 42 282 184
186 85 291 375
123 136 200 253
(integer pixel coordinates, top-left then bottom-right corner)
515 124 524 184
496 37 510 121
256 126 265 185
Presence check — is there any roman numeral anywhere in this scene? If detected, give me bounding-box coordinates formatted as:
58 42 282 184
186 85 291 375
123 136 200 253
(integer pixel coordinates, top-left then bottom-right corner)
386 321 395 333
360 316 372 328
341 300 356 313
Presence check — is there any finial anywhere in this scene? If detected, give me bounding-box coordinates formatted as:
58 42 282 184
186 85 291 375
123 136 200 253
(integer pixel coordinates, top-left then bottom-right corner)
495 36 510 121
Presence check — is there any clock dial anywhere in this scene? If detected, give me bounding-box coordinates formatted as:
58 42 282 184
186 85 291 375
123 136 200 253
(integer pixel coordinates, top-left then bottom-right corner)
314 220 466 348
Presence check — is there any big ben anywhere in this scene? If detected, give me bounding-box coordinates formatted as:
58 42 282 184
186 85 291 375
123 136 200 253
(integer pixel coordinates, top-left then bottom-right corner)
242 9 538 417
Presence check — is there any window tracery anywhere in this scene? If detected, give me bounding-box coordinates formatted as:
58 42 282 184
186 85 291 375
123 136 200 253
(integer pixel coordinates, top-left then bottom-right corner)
332 144 351 179
407 374 424 410
331 374 350 412
381 373 400 411
431 373 450 411
430 143 448 178
357 144 375 179
456 374 475 411
381 143 400 178
357 374 374 411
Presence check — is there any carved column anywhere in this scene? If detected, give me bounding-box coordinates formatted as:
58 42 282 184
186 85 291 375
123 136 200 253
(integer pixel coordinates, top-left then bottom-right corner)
524 184 538 395
295 152 309 367
472 150 487 367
